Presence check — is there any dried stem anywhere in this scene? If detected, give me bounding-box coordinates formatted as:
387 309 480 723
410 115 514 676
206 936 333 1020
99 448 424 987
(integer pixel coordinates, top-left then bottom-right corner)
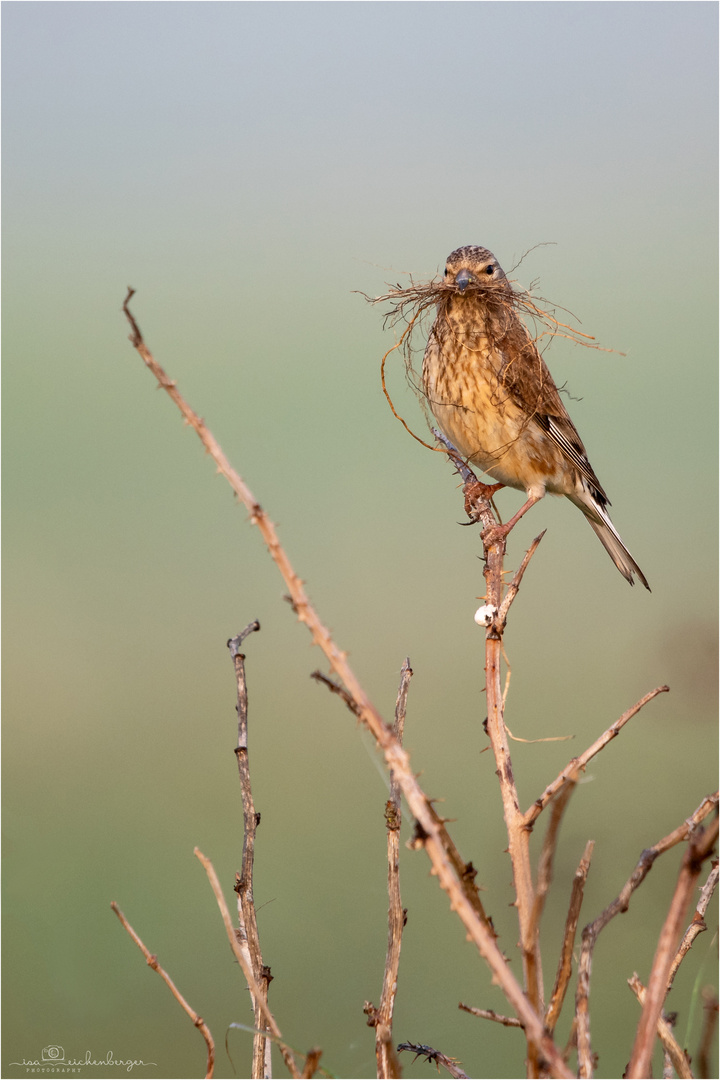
626 814 719 1078
371 658 412 1080
496 530 547 628
544 840 594 1035
123 293 571 1079
110 902 215 1079
524 686 670 827
529 772 579 961
667 860 719 992
459 1004 523 1027
193 847 300 1079
697 988 719 1080
299 1048 323 1079
228 622 273 1079
575 792 719 1078
627 973 692 1079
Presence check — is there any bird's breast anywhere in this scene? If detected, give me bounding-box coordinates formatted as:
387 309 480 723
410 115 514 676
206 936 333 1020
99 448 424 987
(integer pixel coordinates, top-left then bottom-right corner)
421 325 576 498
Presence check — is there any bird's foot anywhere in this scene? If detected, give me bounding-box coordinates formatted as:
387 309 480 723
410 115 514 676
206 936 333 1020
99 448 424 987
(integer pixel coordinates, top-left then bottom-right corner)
480 521 512 546
480 493 543 547
463 480 504 521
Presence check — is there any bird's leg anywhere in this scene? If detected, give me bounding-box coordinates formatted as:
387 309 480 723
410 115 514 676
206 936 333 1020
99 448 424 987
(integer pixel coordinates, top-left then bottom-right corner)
481 492 542 545
463 480 505 522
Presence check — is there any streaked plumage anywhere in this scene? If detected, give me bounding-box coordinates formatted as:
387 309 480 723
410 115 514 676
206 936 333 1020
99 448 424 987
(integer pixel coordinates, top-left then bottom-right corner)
421 245 649 589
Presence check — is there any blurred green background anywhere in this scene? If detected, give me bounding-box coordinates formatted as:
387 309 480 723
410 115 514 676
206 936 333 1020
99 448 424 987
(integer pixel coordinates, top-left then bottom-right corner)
3 3 717 1078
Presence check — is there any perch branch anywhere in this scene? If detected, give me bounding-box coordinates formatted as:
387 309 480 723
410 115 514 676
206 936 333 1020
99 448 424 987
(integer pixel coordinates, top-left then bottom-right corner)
110 902 215 1079
124 294 571 1078
438 435 545 1057
435 429 558 1076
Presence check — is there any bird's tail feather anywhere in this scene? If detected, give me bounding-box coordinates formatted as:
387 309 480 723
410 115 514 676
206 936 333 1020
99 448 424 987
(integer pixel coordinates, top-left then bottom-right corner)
582 503 650 591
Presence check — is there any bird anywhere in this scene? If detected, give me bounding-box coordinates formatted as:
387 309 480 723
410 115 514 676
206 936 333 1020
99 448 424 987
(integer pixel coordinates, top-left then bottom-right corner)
421 244 650 589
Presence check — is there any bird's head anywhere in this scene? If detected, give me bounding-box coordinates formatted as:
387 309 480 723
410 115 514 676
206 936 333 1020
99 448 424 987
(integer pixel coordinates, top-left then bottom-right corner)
443 246 506 292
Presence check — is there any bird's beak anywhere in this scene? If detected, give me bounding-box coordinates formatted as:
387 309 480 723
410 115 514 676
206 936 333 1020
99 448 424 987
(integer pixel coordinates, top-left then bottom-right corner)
454 269 473 292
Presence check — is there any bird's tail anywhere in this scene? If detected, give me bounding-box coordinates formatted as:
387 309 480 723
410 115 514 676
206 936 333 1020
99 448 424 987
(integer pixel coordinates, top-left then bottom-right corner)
574 493 650 590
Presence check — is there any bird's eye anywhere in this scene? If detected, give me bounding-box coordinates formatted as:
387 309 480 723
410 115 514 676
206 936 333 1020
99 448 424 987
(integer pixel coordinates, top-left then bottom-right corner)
485 266 495 275
444 268 449 276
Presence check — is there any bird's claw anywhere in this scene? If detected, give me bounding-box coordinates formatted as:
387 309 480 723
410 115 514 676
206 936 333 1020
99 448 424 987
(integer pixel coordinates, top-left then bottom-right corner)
463 480 504 521
480 522 511 547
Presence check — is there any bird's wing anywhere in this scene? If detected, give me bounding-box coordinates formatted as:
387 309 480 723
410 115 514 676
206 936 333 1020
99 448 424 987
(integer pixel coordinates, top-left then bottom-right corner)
497 332 610 503
535 413 609 504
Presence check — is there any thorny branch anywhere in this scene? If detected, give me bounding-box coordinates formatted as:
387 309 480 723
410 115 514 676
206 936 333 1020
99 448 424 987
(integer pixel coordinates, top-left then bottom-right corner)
397 1042 469 1079
436 435 547 1075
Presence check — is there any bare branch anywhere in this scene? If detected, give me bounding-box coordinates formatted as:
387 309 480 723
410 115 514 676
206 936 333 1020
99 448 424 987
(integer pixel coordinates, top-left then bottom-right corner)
529 772 579 956
667 860 719 991
371 658 412 1080
111 902 215 1079
575 793 719 1078
300 1047 323 1079
459 1004 523 1028
193 848 300 1079
496 531 547 628
697 987 719 1080
309 670 362 717
434 432 549 1071
228 623 272 1079
626 815 719 1078
477 475 544 1060
627 973 692 1079
545 840 594 1035
524 686 670 827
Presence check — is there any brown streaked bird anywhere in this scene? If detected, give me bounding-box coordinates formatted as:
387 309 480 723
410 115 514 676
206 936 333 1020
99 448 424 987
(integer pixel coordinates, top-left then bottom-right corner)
421 244 650 589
